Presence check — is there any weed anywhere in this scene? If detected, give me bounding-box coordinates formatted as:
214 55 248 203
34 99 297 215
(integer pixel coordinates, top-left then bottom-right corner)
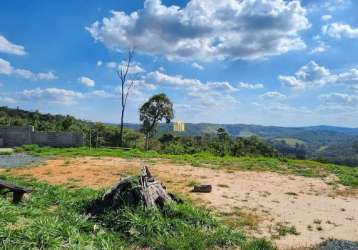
272 222 300 238
187 180 199 187
222 208 261 230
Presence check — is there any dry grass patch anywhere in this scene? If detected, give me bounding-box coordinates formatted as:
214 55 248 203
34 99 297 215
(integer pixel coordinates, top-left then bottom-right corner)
221 207 262 231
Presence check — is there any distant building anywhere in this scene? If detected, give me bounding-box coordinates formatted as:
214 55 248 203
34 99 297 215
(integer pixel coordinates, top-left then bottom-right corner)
173 121 185 132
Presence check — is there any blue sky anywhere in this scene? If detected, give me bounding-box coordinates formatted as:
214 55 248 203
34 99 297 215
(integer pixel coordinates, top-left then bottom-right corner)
0 0 358 127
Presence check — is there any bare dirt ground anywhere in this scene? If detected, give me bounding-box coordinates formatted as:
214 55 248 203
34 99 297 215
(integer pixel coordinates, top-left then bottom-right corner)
2 156 358 250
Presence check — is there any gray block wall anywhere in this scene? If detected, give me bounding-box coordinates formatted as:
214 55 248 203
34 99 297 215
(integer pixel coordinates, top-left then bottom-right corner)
0 126 84 147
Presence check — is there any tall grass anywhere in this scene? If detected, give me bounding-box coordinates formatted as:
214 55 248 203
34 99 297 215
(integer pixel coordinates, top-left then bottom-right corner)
0 174 276 250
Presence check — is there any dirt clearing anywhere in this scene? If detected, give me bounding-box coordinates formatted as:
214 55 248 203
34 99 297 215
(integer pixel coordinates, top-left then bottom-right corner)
4 156 358 249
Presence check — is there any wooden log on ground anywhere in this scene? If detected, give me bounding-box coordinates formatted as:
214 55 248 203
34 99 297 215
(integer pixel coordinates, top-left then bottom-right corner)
192 184 212 193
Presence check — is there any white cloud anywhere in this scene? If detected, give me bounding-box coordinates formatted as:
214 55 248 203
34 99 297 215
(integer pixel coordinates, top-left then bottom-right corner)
0 35 26 56
106 61 117 69
97 60 103 67
146 70 237 93
280 61 358 90
322 22 358 39
87 0 310 61
260 91 287 100
320 92 358 107
279 61 337 89
351 84 358 93
0 96 17 104
0 58 58 81
105 61 145 74
310 40 330 54
0 58 12 75
321 15 332 22
238 82 264 89
19 88 84 104
324 0 350 12
337 68 358 84
89 90 114 98
78 76 95 87
191 62 204 70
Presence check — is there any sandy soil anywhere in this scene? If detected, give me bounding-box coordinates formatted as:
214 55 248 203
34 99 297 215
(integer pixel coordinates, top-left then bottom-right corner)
4 156 358 249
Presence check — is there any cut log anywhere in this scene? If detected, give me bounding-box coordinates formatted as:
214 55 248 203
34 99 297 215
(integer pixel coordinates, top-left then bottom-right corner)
192 184 212 193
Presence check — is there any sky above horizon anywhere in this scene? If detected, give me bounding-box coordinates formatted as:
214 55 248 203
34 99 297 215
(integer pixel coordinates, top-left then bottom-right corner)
0 0 358 127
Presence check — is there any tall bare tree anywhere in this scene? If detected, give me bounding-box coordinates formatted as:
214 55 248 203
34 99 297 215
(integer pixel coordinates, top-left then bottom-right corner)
118 49 135 147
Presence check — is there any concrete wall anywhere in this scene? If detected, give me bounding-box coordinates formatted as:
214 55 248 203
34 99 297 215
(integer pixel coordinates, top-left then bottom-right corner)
0 126 84 147
32 132 83 147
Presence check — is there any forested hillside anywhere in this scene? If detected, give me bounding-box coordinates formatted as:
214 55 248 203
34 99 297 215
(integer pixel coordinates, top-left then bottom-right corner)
1 106 358 167
125 123 358 167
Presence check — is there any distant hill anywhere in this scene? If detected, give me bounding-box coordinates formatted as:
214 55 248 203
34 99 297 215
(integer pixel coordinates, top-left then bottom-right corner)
1 106 357 167
124 122 358 167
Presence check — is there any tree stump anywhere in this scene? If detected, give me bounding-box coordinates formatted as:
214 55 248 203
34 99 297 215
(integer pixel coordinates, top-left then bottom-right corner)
86 166 175 214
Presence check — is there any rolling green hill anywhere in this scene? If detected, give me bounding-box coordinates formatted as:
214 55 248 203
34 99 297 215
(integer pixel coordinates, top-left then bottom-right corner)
124 123 358 167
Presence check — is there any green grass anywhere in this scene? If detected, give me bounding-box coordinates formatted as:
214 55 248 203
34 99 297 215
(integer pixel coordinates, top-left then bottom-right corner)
16 145 358 188
0 174 276 250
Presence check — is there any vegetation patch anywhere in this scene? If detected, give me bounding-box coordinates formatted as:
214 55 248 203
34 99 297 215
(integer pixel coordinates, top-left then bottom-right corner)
270 222 300 239
221 207 262 231
0 174 276 250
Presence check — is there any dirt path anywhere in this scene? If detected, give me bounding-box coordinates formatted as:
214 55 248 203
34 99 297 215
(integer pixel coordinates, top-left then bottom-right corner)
4 156 358 249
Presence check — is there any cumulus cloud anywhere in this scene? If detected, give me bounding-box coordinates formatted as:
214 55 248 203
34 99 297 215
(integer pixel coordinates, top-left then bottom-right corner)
280 61 358 90
146 70 237 92
89 90 114 98
19 88 84 104
0 58 12 75
320 92 358 107
321 15 332 22
191 62 204 70
0 35 26 56
310 40 330 54
322 22 358 39
87 0 310 61
105 61 145 74
260 91 287 100
0 58 58 81
144 70 239 110
279 61 336 89
96 60 103 67
238 82 264 89
78 76 95 87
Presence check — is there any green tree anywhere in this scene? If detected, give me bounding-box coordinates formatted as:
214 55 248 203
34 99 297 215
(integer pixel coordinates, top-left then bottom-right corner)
62 115 74 131
139 93 174 150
